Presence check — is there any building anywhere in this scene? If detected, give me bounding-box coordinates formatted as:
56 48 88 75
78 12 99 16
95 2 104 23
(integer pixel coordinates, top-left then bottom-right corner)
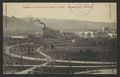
11 35 28 39
108 33 117 38
77 31 94 38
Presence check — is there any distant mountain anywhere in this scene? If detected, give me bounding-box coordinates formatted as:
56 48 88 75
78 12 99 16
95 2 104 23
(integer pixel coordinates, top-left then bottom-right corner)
20 17 116 32
3 16 116 37
4 16 44 31
38 18 116 32
3 16 42 37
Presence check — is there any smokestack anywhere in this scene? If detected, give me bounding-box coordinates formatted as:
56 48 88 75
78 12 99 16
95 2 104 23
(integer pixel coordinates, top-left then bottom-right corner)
34 19 46 28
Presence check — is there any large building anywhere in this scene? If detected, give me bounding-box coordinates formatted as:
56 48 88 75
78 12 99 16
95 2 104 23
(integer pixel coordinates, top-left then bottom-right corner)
76 31 94 38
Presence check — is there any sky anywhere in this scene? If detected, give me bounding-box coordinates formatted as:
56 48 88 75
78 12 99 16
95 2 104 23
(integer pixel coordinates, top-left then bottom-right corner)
3 3 117 23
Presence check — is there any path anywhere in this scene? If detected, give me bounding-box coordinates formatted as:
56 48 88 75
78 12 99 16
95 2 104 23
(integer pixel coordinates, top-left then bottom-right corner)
4 42 117 74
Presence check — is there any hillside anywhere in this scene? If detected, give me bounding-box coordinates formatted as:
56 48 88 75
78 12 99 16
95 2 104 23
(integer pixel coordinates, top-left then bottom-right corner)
3 16 116 37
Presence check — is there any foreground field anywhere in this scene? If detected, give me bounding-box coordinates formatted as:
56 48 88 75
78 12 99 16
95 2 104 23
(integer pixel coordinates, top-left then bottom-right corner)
3 37 117 74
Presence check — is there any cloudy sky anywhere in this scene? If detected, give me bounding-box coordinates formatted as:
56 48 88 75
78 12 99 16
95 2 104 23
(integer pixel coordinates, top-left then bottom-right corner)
3 3 116 23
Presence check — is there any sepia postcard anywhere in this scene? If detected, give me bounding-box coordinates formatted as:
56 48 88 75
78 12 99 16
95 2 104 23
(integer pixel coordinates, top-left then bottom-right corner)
3 3 117 75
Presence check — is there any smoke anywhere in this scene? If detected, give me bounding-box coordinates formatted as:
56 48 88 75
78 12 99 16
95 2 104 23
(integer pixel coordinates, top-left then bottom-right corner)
33 19 45 27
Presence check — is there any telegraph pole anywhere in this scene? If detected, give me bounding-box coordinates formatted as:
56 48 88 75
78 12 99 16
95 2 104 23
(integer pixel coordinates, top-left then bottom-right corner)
27 36 31 54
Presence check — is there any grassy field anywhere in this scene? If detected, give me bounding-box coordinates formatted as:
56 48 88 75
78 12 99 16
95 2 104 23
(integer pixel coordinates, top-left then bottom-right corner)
3 66 31 74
